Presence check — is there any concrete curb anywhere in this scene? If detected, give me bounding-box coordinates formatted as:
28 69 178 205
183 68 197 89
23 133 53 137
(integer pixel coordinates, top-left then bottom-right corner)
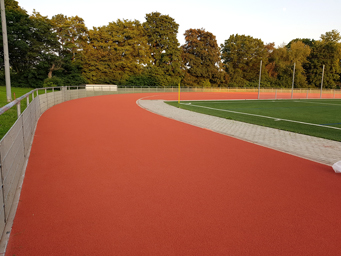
138 99 341 166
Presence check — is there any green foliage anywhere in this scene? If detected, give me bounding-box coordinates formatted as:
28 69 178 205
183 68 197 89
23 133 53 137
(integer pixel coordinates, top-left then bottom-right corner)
286 38 315 48
81 19 151 84
0 1 340 89
306 31 341 88
221 34 268 83
143 12 182 82
124 65 180 87
181 28 224 87
0 2 62 87
43 76 63 87
51 14 88 61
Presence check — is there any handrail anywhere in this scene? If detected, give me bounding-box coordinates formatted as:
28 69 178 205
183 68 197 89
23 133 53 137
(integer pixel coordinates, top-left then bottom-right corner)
0 90 36 115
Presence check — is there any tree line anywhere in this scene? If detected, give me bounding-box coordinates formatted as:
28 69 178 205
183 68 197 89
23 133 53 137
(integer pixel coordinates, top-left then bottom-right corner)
1 0 340 88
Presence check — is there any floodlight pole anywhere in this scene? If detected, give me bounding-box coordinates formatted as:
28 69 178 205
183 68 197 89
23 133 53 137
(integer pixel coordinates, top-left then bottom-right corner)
320 64 325 99
258 60 262 99
1 0 11 102
291 63 296 99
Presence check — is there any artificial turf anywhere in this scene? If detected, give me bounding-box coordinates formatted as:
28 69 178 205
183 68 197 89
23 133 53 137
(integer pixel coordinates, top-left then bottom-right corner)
167 99 341 141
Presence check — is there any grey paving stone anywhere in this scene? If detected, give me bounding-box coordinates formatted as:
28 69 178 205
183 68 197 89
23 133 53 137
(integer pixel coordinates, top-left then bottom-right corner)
138 100 341 166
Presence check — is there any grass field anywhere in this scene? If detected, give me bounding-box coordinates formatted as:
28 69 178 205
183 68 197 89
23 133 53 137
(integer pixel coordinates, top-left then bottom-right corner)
0 86 40 140
167 99 341 141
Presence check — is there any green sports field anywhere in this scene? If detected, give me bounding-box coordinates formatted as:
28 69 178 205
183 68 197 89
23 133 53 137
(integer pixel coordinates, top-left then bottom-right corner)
167 99 341 142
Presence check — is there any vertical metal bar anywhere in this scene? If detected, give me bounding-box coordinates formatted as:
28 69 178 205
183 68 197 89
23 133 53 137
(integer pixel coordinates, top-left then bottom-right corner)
291 63 296 99
21 112 26 157
37 89 41 117
52 87 55 106
45 88 48 108
258 60 262 99
26 96 29 106
17 101 21 118
0 150 7 224
320 65 325 99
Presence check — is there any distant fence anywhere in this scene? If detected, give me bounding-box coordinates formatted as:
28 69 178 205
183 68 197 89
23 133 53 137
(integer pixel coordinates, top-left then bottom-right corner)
0 85 340 243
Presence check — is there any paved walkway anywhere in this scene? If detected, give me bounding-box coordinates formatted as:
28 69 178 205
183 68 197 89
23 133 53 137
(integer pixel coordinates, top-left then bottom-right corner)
139 100 341 166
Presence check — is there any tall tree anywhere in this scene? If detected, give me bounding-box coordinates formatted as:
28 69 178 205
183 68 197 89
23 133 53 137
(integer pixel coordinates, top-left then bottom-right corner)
306 30 341 88
264 41 310 88
286 38 315 48
181 28 224 87
51 14 88 61
30 11 61 79
82 19 151 84
0 1 60 87
49 14 89 84
221 34 268 85
287 41 311 87
143 12 181 86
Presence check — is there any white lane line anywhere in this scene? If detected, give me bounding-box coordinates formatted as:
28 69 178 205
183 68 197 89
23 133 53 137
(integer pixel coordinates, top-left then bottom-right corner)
180 103 341 130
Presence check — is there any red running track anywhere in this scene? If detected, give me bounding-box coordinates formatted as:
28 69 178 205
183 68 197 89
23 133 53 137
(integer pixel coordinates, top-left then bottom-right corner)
6 92 341 255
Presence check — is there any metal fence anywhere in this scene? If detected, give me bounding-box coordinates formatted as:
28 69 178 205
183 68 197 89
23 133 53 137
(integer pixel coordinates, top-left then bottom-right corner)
0 85 340 243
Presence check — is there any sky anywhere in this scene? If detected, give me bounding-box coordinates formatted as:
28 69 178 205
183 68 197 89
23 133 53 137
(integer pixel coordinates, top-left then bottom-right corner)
16 0 341 47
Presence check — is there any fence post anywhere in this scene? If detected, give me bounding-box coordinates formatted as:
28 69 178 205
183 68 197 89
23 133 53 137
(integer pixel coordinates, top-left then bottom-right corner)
291 63 296 99
45 88 48 109
258 60 262 99
26 96 29 106
21 112 26 158
320 65 325 99
17 101 21 118
37 89 42 117
52 87 55 106
0 151 7 224
62 86 65 103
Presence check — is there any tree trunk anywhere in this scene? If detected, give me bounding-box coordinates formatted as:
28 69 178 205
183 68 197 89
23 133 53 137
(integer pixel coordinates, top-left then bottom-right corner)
48 63 55 78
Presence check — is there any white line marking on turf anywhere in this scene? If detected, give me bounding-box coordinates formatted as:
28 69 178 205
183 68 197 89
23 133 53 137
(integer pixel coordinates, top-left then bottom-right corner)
293 100 341 106
181 103 341 130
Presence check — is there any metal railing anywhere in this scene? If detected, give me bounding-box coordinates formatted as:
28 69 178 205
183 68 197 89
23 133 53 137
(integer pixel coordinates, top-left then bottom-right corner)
0 85 340 243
